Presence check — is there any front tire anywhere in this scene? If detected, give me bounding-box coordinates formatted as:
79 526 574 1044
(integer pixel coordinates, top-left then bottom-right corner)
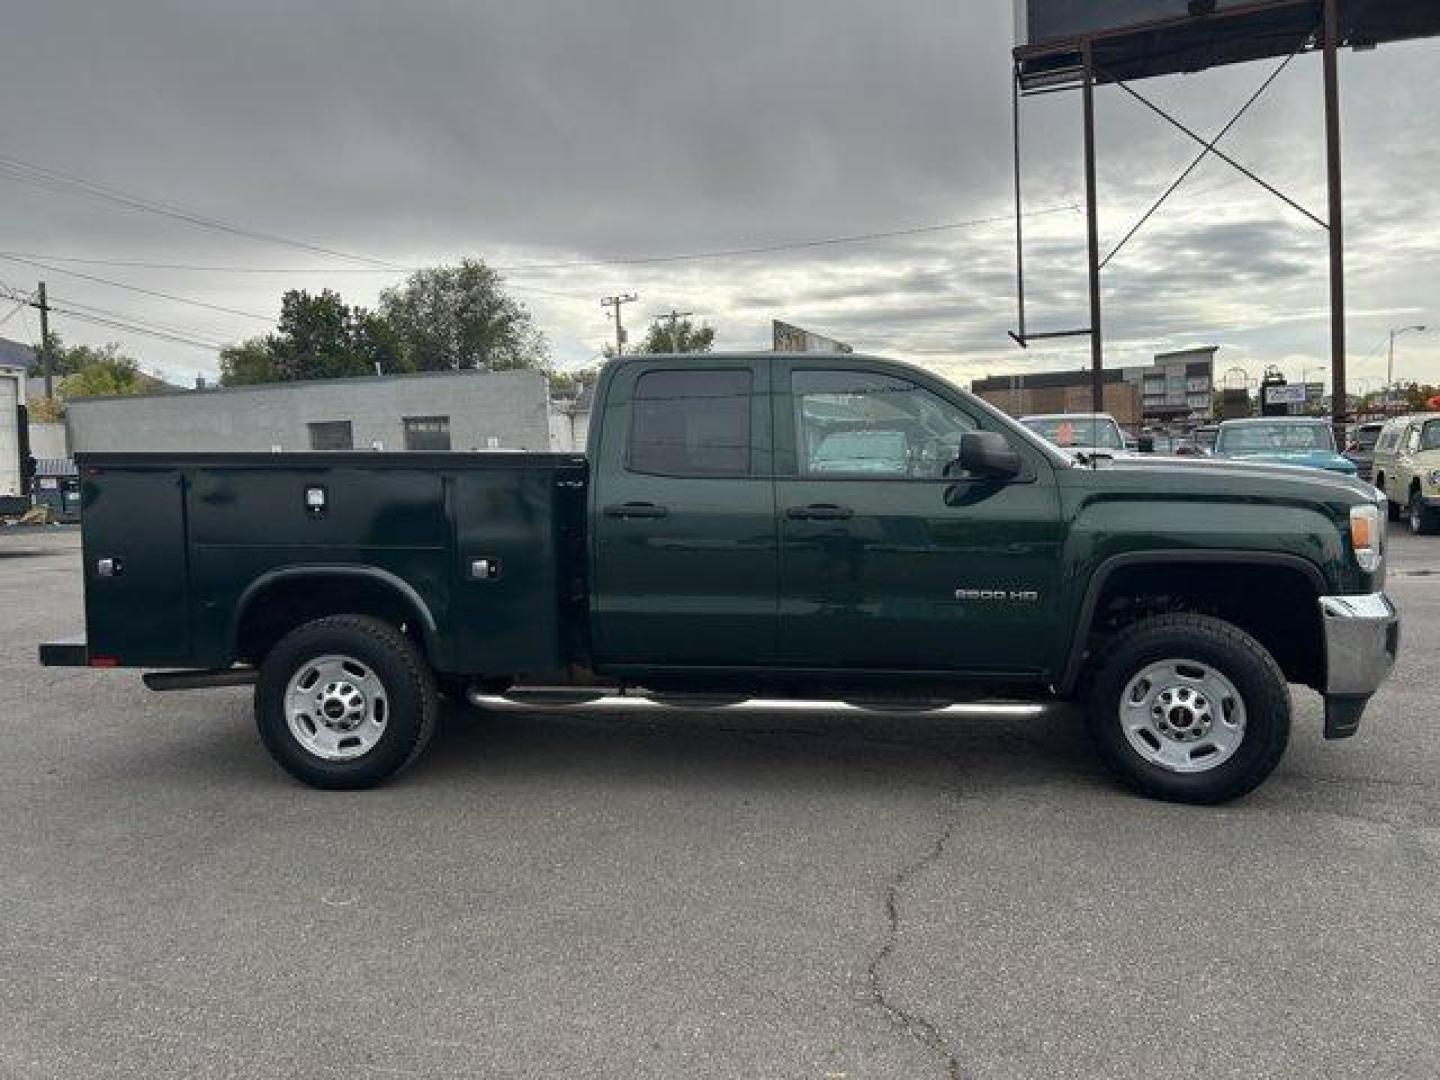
1083 614 1290 804
1409 489 1440 536
255 615 438 789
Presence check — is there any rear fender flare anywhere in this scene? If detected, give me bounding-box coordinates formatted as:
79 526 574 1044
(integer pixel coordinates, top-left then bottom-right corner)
230 565 441 660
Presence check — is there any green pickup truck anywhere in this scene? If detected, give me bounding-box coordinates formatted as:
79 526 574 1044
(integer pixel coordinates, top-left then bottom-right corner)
41 353 1399 803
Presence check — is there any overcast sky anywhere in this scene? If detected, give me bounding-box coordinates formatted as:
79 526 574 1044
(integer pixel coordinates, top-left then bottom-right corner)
1 1 1436 394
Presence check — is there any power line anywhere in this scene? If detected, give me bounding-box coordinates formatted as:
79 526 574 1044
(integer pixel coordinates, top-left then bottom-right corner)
0 153 406 271
0 296 28 326
0 252 274 322
0 205 1080 279
0 251 398 274
49 296 233 347
57 310 225 351
0 249 591 303
487 206 1080 271
1 283 229 352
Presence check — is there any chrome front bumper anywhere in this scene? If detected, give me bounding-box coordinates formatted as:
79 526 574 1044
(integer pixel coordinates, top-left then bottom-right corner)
1319 593 1400 739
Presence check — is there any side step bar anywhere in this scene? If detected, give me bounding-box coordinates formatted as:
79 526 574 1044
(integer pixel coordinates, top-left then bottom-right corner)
144 668 259 692
468 688 1045 717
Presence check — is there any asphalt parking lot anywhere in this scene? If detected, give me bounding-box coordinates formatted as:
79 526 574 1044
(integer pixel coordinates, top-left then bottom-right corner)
1 526 1437 1079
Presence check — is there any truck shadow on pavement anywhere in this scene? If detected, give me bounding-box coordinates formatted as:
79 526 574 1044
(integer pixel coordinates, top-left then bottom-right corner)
96 693 1110 799
407 701 1106 798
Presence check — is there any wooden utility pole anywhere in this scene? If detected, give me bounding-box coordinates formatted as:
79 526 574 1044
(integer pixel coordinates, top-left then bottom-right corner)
35 282 53 399
658 308 694 353
601 293 638 356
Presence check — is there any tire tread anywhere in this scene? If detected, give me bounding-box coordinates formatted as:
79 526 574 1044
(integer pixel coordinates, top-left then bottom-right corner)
255 614 437 789
1083 613 1290 804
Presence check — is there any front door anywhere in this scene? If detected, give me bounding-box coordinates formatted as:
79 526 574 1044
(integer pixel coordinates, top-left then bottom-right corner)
774 362 1064 679
590 361 777 668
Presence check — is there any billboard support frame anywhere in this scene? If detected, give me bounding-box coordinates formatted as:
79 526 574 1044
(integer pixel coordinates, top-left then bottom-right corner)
1010 0 1360 434
1322 0 1346 440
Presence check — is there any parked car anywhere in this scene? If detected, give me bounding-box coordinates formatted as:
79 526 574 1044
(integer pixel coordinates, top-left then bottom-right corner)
42 352 1398 805
1212 418 1358 476
1019 413 1130 459
1344 421 1386 483
1193 424 1220 455
1372 413 1440 535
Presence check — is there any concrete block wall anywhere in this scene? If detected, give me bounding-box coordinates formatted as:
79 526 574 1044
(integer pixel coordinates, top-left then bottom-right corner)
66 370 551 454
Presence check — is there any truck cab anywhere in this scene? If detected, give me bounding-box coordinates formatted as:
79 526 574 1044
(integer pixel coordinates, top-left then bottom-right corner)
590 355 1065 682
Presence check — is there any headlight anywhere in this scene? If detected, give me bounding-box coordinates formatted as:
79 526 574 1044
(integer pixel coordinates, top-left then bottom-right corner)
1350 503 1383 574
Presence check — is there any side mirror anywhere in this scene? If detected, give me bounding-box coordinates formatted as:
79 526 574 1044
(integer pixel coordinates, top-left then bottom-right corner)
958 430 1022 479
1137 435 1156 454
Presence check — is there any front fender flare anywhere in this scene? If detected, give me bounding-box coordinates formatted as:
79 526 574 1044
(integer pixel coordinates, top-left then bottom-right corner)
1058 550 1326 694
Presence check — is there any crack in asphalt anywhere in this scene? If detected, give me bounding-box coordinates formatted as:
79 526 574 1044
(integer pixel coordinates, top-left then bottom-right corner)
865 798 967 1080
505 709 979 1076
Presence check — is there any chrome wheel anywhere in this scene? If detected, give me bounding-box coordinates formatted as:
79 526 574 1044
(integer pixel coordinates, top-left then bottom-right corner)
284 654 388 761
1119 658 1246 774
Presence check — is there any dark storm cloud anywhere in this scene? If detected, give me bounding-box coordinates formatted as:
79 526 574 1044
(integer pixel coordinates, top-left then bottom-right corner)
0 0 1018 256
0 2 1436 385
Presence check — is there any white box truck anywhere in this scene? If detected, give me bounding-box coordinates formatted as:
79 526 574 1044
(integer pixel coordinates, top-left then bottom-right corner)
0 366 30 517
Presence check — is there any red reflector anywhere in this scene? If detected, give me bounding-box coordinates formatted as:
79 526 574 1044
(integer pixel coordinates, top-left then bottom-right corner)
88 656 119 668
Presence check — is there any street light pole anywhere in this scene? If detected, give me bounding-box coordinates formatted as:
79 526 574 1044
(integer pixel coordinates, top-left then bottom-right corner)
1387 324 1427 412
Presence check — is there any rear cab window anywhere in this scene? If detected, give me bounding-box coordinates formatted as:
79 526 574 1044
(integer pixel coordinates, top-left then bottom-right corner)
628 368 753 477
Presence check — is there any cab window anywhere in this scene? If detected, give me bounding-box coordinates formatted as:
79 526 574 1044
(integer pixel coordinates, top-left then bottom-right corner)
792 370 976 479
1421 420 1440 452
629 369 752 477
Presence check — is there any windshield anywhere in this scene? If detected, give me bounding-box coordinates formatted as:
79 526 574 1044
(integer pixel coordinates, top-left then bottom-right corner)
1021 416 1125 451
1422 420 1440 452
1217 423 1336 454
1353 425 1382 451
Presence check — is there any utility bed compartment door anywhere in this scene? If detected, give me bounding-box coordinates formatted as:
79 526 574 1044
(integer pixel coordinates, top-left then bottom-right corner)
450 469 566 676
81 466 191 666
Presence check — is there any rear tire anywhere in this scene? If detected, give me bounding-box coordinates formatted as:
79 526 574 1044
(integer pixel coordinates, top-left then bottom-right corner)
1083 614 1290 804
255 615 438 789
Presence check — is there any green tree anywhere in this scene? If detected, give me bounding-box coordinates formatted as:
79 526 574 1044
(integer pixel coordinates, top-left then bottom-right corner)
549 365 601 396
60 352 142 398
269 289 376 381
219 290 402 386
380 259 547 372
218 337 279 386
634 316 715 355
1399 383 1440 411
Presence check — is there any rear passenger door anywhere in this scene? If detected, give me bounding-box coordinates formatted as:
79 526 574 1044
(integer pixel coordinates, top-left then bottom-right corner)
1374 420 1405 499
590 361 777 668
